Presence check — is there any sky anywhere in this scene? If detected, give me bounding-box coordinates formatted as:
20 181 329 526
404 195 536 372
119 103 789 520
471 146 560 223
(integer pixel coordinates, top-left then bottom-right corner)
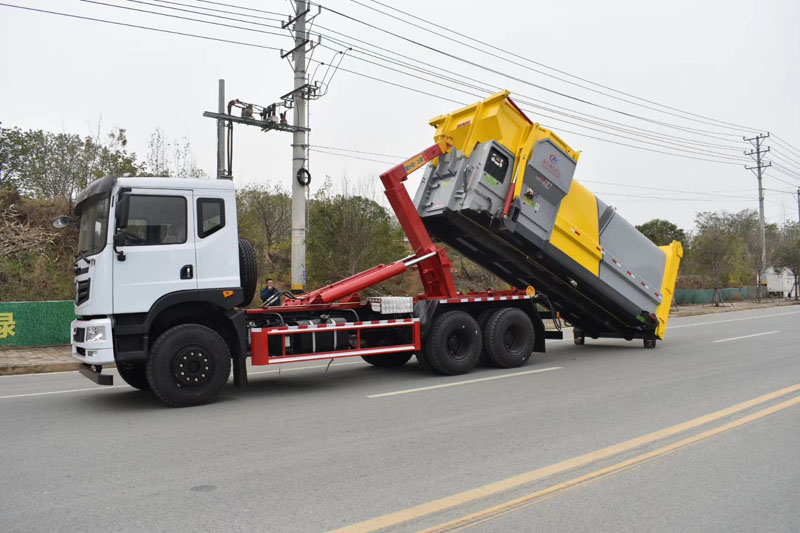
1 0 799 232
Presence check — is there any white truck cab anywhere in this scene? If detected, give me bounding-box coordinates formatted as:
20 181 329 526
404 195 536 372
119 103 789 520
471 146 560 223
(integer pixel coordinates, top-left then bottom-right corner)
68 176 255 402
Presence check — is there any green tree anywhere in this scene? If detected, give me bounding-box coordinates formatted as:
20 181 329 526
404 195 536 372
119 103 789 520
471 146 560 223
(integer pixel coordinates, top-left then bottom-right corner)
774 223 800 300
0 126 140 203
307 194 405 290
636 218 687 246
691 211 749 289
236 185 292 288
0 125 29 191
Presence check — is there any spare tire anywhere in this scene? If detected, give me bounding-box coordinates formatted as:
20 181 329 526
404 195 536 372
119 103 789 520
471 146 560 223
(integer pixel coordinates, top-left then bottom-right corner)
238 238 258 306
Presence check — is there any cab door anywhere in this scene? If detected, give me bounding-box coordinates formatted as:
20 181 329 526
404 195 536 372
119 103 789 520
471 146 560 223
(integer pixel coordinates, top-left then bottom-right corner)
113 189 197 314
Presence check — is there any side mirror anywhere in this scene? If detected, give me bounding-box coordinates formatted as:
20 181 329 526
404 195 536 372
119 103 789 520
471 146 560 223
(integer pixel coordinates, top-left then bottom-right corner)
52 215 72 229
115 190 130 229
113 230 127 262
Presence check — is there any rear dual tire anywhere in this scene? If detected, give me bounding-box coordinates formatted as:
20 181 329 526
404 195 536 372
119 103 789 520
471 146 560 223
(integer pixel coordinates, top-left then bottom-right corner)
425 311 482 375
483 308 535 368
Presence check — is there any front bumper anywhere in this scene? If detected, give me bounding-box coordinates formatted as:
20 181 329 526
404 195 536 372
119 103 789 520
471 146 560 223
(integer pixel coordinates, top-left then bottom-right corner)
71 318 115 365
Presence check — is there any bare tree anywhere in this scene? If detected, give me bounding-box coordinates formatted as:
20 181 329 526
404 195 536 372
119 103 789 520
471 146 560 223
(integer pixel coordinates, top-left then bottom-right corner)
237 185 291 265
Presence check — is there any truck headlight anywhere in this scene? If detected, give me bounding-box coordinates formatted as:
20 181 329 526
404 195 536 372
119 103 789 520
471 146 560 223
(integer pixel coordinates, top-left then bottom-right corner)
85 326 106 342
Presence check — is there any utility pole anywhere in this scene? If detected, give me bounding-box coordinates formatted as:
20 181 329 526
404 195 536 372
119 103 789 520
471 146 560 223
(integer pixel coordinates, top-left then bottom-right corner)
216 79 226 180
290 0 309 293
797 187 800 224
744 132 771 301
204 3 320 292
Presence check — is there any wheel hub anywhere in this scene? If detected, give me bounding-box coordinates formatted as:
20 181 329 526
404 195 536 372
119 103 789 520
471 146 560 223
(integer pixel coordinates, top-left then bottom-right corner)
171 347 213 388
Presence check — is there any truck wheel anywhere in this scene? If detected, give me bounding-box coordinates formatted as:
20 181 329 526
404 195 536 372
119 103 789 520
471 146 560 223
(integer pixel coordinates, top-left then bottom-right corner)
477 308 498 367
116 362 151 391
425 310 481 375
362 352 413 368
485 308 535 368
643 338 657 349
146 324 232 407
239 238 258 306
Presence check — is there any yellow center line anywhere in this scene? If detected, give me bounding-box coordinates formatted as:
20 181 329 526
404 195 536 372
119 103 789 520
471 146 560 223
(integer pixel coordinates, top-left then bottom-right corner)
425 393 800 532
330 383 800 533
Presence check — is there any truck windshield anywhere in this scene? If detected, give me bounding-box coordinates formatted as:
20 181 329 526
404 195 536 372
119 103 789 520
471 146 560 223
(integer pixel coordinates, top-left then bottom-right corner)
77 194 110 256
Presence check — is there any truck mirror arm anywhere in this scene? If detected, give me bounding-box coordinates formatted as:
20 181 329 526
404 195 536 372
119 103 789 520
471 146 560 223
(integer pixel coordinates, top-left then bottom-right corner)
113 231 127 262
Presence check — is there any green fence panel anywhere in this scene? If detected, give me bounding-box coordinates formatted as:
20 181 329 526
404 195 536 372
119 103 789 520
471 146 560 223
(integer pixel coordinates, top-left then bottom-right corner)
0 301 74 348
674 288 758 305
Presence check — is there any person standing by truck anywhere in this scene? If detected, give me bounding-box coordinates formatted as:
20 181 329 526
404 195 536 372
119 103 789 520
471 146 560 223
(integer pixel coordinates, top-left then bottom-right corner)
260 278 280 306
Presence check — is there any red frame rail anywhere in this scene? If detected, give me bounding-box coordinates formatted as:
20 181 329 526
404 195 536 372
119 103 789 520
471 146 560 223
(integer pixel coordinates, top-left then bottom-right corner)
250 318 421 365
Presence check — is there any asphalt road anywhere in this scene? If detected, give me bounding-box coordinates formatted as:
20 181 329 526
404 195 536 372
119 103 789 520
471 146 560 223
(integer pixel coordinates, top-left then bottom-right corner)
1 306 799 532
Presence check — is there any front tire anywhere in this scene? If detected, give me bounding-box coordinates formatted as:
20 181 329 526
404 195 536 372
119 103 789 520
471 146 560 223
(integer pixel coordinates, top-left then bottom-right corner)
116 362 150 391
424 310 481 375
147 324 232 407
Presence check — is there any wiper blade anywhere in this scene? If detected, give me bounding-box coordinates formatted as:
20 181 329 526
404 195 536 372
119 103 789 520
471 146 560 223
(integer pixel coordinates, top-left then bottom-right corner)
74 250 89 265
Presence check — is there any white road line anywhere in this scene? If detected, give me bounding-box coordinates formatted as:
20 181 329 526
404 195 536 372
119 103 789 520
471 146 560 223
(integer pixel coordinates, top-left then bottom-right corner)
367 367 562 399
0 385 127 400
0 361 368 399
671 310 800 329
713 331 780 343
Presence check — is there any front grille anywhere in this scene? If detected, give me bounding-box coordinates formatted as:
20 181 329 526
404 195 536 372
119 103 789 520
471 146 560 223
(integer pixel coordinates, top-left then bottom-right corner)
73 327 86 343
76 347 86 356
76 279 90 305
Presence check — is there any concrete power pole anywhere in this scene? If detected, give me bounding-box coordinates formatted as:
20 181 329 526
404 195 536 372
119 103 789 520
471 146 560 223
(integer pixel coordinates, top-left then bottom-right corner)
216 79 226 180
290 0 309 293
744 133 771 301
797 187 800 224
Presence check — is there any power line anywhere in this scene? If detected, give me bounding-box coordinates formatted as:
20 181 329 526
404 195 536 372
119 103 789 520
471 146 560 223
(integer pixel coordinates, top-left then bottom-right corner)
5 1 786 197
308 44 748 163
358 0 763 135
79 0 293 40
309 148 394 165
309 21 749 144
306 55 747 165
772 135 800 158
580 179 761 199
769 149 800 170
306 56 465 104
765 173 799 187
137 1 747 149
320 39 748 153
192 0 286 17
26 0 750 166
96 0 751 158
310 145 405 159
769 164 800 181
315 2 761 136
0 2 282 50
144 0 287 24
592 191 756 202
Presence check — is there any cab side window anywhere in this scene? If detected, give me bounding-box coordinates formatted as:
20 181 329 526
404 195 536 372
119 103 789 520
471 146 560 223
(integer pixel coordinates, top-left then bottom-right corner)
124 195 187 245
197 198 225 238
